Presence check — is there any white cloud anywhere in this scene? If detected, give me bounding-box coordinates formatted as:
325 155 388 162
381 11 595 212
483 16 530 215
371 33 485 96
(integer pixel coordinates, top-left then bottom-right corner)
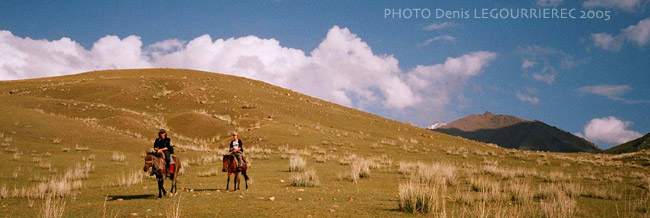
577 116 643 144
623 18 650 46
576 85 630 100
525 87 538 94
537 0 564 7
575 84 649 104
583 0 646 11
0 27 498 125
532 70 556 85
591 33 624 51
516 91 540 104
419 35 456 46
521 59 536 69
422 22 453 31
592 17 650 51
518 45 583 85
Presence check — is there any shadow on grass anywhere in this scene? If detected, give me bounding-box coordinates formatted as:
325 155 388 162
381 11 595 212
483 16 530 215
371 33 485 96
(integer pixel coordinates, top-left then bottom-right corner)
191 188 220 192
107 194 156 201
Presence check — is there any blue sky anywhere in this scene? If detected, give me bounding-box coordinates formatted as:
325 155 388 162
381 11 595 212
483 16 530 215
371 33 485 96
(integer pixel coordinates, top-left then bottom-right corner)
1 0 649 148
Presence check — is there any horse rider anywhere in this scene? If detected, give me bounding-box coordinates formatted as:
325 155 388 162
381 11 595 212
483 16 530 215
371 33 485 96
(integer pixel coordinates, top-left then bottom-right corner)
153 129 172 171
229 132 246 170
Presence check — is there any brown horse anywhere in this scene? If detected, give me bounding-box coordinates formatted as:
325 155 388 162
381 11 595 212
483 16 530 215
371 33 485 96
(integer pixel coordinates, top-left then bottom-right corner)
222 153 249 191
144 152 181 198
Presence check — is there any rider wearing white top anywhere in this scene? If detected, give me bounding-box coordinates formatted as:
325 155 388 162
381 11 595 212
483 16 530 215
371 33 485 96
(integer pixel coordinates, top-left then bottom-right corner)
229 132 246 170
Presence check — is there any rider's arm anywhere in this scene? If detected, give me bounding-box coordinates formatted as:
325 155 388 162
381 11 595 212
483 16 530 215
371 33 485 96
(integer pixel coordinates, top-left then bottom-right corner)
239 139 244 152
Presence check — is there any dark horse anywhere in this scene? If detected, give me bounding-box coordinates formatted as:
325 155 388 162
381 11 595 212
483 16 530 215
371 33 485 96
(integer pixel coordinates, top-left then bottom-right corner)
222 153 249 191
144 152 181 198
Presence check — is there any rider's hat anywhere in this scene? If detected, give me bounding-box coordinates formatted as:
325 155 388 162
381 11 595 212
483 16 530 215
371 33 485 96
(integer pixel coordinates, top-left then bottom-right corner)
159 129 166 134
232 132 238 136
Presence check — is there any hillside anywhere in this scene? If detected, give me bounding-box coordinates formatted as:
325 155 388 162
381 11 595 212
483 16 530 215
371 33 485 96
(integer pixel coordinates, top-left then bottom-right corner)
0 69 647 217
435 111 601 153
605 132 650 154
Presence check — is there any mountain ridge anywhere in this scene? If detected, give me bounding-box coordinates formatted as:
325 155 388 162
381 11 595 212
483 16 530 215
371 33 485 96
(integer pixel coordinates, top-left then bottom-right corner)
435 111 602 153
604 132 650 154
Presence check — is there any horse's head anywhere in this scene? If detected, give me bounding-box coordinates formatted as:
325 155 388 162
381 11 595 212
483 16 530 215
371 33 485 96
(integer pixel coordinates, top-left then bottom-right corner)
143 152 155 172
222 154 233 172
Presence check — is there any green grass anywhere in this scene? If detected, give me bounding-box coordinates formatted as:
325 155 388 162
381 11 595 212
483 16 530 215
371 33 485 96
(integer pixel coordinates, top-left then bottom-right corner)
0 69 648 217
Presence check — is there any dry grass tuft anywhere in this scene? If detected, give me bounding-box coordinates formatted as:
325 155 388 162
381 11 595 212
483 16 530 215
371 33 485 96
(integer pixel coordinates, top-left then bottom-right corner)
289 155 306 172
399 161 456 186
39 195 66 218
0 184 7 199
290 169 320 187
74 145 89 151
112 171 143 187
398 180 446 215
110 152 126 162
350 158 372 183
197 168 219 177
540 192 576 218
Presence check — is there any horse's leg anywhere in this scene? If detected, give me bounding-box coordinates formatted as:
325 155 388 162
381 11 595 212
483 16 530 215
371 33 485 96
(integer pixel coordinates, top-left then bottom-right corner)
169 176 174 194
235 172 240 191
226 172 231 191
160 175 167 197
157 176 164 198
243 170 249 190
168 170 176 194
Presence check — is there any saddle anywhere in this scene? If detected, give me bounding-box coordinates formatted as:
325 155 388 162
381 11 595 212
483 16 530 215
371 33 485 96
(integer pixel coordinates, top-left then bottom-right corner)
152 153 177 174
230 152 246 167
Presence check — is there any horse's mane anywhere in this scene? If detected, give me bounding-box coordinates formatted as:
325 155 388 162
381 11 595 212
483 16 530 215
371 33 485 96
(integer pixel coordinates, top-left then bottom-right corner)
223 153 235 159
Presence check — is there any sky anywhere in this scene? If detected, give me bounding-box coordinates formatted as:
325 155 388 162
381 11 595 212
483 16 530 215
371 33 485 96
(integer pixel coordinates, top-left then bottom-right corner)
1 0 649 149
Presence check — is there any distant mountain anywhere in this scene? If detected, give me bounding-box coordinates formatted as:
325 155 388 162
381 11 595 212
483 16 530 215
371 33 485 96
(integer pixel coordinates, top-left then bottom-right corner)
604 133 650 154
427 122 446 130
434 111 602 153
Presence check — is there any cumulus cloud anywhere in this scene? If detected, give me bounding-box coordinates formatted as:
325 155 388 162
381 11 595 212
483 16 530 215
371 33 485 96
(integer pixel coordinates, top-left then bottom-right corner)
0 26 498 125
537 0 564 7
422 22 454 31
583 0 646 11
576 116 643 145
592 17 650 51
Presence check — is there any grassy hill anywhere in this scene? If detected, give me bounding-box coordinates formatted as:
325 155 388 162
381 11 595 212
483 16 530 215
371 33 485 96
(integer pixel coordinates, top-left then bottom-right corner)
0 69 648 217
605 133 650 154
436 111 602 153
